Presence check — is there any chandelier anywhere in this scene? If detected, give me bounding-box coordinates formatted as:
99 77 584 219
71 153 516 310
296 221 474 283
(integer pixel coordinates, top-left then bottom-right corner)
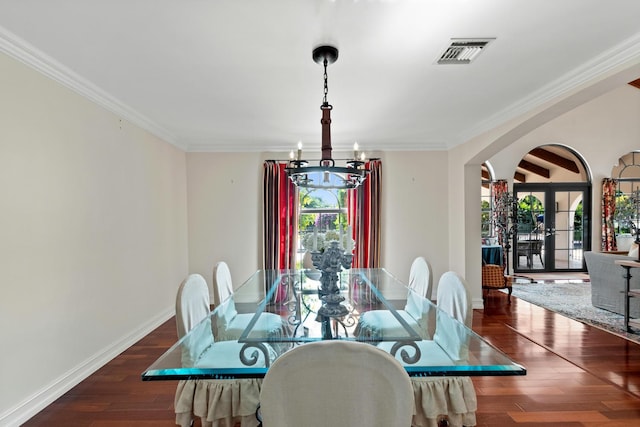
285 45 369 190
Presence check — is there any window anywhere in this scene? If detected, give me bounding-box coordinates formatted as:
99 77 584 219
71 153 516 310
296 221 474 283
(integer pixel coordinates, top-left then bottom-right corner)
481 163 495 240
612 152 640 236
296 188 348 267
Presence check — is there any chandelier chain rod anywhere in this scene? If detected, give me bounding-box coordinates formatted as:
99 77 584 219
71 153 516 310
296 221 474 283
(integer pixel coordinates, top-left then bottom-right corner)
323 58 329 106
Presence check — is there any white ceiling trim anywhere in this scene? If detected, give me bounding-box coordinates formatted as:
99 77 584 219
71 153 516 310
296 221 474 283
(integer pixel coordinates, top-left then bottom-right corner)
456 32 640 147
0 25 184 151
184 139 449 153
185 141 295 153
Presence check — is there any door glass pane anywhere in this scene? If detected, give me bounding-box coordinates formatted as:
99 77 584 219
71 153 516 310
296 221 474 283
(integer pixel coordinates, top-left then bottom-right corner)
514 191 545 271
554 190 584 270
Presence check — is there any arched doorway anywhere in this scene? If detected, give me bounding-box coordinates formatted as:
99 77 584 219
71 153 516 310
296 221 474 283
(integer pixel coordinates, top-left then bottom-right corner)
512 145 591 273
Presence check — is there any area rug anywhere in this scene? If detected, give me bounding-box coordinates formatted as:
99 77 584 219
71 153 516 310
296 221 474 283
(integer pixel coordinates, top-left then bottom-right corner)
507 280 640 344
516 272 590 282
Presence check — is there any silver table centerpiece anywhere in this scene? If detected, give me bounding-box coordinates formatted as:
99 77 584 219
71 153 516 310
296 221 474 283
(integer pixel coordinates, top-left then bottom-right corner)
310 240 353 337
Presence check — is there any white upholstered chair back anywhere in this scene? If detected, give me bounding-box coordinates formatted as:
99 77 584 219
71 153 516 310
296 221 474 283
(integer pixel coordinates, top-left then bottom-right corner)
175 274 215 369
174 274 264 427
259 340 413 427
408 256 432 299
436 271 472 327
176 274 211 339
213 261 234 307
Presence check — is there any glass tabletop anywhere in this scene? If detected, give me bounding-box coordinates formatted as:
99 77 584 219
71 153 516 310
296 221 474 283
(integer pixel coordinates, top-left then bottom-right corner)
142 268 526 380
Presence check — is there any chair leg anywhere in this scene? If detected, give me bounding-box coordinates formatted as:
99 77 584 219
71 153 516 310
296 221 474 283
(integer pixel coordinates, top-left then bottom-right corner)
256 404 262 427
437 415 450 427
507 287 512 303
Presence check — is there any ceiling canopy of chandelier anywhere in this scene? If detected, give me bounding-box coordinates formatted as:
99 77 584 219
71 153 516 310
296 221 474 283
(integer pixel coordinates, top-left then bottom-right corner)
285 45 369 190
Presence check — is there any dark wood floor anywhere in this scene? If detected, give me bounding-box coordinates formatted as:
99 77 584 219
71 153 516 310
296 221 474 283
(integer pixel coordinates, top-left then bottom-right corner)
23 292 640 427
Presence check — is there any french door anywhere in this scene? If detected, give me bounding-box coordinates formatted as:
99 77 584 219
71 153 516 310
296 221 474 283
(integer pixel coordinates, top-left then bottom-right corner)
513 183 591 273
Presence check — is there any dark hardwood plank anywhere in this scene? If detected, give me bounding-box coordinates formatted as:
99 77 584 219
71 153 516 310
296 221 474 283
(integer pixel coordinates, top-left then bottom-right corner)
475 293 640 426
23 291 640 426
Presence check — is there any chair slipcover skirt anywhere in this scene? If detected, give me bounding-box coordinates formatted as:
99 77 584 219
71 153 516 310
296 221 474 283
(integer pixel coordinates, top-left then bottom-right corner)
411 377 477 427
175 379 262 427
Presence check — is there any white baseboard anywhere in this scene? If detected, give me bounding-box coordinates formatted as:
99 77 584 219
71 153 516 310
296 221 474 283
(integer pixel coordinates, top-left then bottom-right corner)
0 307 174 427
472 297 485 310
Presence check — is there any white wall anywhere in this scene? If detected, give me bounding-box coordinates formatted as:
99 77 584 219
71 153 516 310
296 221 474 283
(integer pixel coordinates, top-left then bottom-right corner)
186 152 263 293
0 52 189 425
381 151 450 298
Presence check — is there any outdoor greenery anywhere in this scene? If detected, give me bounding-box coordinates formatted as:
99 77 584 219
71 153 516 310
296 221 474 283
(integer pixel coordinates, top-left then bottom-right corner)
615 191 638 233
298 188 348 251
518 194 543 213
516 195 543 234
574 201 583 240
299 189 347 231
481 200 491 237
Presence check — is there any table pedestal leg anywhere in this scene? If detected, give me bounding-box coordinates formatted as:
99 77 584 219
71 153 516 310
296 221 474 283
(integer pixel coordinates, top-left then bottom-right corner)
321 316 333 339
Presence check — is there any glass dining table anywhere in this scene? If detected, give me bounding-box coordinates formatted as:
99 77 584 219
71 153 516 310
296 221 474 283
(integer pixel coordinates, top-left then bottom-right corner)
142 268 526 380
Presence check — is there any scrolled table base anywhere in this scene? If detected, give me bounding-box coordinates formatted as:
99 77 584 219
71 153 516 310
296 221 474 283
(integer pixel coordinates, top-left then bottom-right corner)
240 342 272 367
389 340 421 364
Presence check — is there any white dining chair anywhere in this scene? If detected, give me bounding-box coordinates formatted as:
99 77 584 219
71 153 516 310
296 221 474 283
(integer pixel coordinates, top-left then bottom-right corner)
257 340 414 427
376 271 477 426
174 273 269 427
356 256 433 340
412 271 478 427
213 261 288 342
436 271 473 327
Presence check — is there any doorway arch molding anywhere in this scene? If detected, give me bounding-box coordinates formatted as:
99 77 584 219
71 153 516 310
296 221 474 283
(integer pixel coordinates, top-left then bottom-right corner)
514 143 592 184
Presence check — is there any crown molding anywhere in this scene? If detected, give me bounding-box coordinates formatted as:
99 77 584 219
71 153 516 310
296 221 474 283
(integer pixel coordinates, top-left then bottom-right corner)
456 31 640 147
0 25 185 151
367 141 449 151
184 140 285 153
184 138 448 153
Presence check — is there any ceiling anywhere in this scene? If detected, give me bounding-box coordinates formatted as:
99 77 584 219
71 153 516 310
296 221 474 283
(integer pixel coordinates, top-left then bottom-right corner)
1 0 640 154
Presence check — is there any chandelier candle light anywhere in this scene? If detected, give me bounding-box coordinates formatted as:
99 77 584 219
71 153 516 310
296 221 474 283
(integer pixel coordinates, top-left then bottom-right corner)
285 45 369 190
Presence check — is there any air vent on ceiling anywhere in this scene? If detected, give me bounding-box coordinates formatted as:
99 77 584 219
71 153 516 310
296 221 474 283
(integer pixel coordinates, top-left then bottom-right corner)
438 38 494 64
